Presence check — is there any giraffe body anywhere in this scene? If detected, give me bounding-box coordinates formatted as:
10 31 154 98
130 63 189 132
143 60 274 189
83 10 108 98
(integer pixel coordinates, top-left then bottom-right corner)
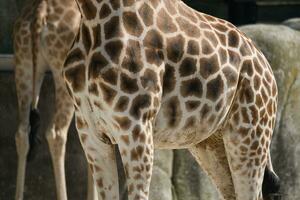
63 0 280 199
13 1 97 200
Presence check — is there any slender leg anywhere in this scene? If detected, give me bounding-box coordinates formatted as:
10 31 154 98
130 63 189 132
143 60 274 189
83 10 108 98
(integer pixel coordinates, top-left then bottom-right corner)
87 166 98 200
14 59 45 200
221 88 277 200
75 111 119 200
46 73 74 200
116 122 154 200
189 131 235 200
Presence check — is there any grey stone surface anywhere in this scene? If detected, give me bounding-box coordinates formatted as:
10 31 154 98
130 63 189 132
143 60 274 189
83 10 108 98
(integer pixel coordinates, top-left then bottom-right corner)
241 24 300 200
172 150 219 200
283 18 300 31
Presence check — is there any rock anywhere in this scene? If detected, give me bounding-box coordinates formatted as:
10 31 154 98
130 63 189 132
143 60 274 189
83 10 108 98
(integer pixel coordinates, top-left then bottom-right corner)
283 18 300 31
240 24 300 200
172 150 219 200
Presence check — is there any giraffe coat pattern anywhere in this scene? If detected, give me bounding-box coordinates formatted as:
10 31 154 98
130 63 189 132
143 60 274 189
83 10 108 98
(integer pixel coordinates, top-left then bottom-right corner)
63 0 280 199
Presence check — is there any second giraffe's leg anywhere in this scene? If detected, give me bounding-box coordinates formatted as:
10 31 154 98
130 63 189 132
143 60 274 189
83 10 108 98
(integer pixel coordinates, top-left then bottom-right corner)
75 111 119 200
189 131 235 200
46 74 74 200
116 123 154 200
87 165 98 200
14 60 45 200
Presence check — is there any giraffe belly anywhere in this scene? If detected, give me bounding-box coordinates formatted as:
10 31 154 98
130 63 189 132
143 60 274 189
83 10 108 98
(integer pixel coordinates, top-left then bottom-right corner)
153 97 232 149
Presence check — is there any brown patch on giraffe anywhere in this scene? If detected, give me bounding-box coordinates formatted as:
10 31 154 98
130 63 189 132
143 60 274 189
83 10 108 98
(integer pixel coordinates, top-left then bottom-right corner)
130 94 151 120
201 39 214 55
99 3 111 19
145 49 164 66
176 17 200 38
88 52 108 79
105 40 123 64
77 0 97 20
184 116 196 129
64 48 84 67
141 69 158 92
110 0 120 10
92 24 101 49
76 116 87 130
215 32 227 46
241 59 254 77
222 66 238 87
131 148 139 161
253 58 263 74
181 78 203 98
88 83 99 96
185 100 201 111
228 30 240 48
115 96 129 112
200 104 211 119
81 23 92 52
164 96 182 127
104 16 122 40
212 22 228 32
253 75 261 91
138 3 154 26
228 50 241 67
250 105 259 125
204 31 218 47
65 64 86 92
120 73 139 94
123 11 143 37
178 4 197 23
114 116 132 130
132 125 145 142
102 68 118 85
99 82 117 105
179 57 197 77
203 14 217 22
206 75 224 101
123 0 135 6
166 34 185 63
199 54 220 79
120 135 130 145
157 8 178 33
241 107 250 123
240 41 252 56
149 0 159 8
164 0 177 14
162 64 176 95
122 40 143 73
144 29 163 49
187 40 199 55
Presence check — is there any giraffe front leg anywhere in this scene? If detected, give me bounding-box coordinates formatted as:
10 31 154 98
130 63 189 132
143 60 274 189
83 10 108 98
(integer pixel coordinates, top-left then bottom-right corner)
75 112 119 200
116 122 154 200
46 76 74 200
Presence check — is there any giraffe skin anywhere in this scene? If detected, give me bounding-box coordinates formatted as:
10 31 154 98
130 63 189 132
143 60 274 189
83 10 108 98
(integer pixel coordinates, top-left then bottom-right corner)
63 0 280 199
13 0 97 200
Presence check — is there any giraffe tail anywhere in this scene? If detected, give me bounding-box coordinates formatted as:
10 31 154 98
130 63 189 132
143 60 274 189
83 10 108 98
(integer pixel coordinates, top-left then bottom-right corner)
27 108 41 161
262 154 281 200
27 0 47 162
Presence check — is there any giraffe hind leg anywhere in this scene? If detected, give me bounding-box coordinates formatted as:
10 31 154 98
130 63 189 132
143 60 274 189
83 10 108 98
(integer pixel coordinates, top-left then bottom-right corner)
189 131 235 200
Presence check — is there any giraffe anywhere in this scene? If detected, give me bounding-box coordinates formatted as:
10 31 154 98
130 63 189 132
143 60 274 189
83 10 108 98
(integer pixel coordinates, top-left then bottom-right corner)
13 0 97 200
63 0 281 199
